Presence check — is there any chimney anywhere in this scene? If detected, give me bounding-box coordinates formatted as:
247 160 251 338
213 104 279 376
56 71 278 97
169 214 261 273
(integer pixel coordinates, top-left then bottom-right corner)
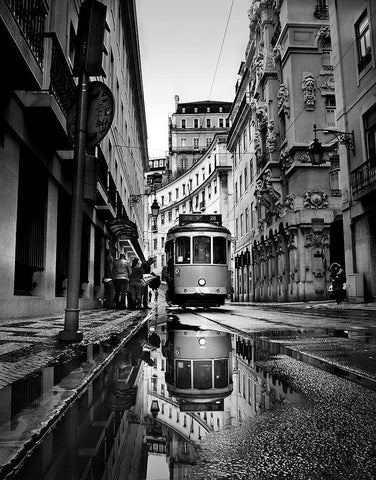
174 95 179 111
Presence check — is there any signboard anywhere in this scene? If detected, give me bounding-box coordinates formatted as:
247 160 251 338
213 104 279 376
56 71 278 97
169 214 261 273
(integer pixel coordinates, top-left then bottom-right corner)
179 214 222 226
179 400 224 412
67 81 115 148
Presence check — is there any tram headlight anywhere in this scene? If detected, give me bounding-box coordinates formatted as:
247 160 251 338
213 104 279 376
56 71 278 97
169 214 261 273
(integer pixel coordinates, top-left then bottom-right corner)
198 337 207 346
198 278 206 286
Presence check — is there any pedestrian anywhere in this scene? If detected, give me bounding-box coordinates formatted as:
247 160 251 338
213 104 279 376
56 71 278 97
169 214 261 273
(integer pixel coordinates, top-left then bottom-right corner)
329 262 346 304
129 258 144 309
165 257 174 304
103 251 115 308
113 253 132 309
141 257 155 309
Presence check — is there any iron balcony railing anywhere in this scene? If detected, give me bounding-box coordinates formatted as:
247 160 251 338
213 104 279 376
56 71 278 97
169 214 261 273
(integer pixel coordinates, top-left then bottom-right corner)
45 33 77 116
351 156 376 197
5 0 48 67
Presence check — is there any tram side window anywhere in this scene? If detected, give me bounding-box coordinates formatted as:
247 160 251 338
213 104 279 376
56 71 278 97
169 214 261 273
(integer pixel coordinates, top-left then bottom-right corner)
193 360 212 389
214 359 228 388
175 237 190 263
176 360 191 388
165 240 174 261
193 236 211 264
213 237 226 264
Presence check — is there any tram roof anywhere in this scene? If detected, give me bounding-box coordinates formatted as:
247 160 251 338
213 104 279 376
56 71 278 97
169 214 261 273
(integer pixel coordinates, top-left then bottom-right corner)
167 222 231 235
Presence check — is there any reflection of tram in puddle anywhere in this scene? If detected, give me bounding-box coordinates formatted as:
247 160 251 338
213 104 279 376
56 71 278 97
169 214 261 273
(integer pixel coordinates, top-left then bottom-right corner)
163 320 233 411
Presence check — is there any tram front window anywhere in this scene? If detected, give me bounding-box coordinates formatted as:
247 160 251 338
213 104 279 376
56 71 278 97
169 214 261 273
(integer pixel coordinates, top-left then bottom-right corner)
193 236 211 264
175 237 190 263
193 360 212 389
176 360 191 388
214 359 228 388
213 237 226 264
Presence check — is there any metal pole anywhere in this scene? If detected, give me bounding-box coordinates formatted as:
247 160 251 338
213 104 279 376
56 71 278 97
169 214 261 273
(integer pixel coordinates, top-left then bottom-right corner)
59 72 89 342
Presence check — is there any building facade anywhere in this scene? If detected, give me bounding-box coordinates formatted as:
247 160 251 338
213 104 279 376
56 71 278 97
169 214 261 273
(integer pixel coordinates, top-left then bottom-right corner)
228 0 345 303
168 96 231 179
146 133 234 277
0 0 148 318
328 0 376 302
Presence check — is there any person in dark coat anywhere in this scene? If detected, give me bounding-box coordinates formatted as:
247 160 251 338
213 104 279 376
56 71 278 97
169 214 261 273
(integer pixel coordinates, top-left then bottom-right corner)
103 251 115 308
129 258 144 309
113 253 132 309
330 262 346 304
141 257 154 309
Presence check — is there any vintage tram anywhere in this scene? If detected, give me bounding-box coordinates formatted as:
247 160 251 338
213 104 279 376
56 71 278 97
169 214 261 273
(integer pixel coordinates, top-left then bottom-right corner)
163 319 233 409
164 214 232 308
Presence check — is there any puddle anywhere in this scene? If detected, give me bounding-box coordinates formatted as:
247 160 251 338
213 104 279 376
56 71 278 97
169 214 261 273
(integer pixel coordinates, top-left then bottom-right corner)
1 315 376 479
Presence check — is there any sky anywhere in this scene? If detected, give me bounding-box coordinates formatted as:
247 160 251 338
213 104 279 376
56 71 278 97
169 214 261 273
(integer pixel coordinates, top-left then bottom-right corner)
136 0 251 159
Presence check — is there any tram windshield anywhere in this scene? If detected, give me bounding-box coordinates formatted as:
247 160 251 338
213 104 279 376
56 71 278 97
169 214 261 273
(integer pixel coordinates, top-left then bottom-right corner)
213 237 226 264
193 236 211 264
175 237 190 263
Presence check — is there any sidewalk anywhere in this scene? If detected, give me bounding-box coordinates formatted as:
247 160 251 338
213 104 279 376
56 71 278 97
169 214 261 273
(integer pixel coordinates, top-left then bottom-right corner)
230 299 376 310
0 307 155 389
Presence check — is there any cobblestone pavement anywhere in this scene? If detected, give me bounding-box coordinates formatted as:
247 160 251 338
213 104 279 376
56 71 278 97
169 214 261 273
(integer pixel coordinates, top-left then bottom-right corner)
0 307 154 389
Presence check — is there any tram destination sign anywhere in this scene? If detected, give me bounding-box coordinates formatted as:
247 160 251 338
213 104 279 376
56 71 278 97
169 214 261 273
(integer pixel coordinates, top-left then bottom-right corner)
179 214 222 226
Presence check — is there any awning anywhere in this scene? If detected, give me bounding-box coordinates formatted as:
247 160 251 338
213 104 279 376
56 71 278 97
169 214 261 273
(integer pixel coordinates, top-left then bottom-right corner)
107 217 145 263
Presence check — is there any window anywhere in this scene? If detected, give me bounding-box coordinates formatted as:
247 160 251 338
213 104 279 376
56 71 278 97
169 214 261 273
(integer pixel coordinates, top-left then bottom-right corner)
161 213 165 225
189 179 193 191
181 138 187 148
161 195 164 206
245 207 249 233
161 237 165 248
236 218 239 239
168 211 172 222
322 50 331 68
182 107 186 113
242 130 247 151
219 118 224 127
206 137 212 147
193 236 211 263
239 175 243 196
214 359 228 388
194 107 198 113
235 182 238 203
206 118 211 128
175 207 179 218
219 106 223 112
194 118 199 128
176 237 190 263
206 107 210 113
168 191 172 202
364 107 376 159
193 138 199 150
214 179 217 194
181 158 187 170
325 95 336 127
240 213 244 237
153 239 157 250
196 173 199 185
182 184 186 195
208 184 211 198
250 202 254 228
208 163 212 174
213 237 226 264
181 119 186 128
193 361 212 389
355 10 372 72
175 188 179 200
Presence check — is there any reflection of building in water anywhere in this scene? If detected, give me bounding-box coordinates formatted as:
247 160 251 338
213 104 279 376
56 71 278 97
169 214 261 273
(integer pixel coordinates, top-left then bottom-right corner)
231 334 303 424
1 332 148 479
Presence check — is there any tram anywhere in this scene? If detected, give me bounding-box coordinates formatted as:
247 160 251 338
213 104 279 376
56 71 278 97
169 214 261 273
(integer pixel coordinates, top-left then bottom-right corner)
164 214 231 308
163 320 233 409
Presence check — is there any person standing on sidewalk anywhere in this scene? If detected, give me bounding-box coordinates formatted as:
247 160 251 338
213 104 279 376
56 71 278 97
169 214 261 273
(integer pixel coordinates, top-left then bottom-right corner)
141 257 154 309
129 258 144 309
103 251 115 308
113 253 132 309
330 262 346 304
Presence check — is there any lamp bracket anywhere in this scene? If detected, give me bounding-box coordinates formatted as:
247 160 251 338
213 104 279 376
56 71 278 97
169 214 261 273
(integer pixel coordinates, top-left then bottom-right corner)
129 193 149 206
314 125 355 154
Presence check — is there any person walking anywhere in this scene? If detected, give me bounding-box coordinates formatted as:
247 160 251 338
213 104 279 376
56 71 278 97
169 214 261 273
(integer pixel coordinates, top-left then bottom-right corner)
129 258 144 309
141 257 154 309
113 253 131 309
330 262 346 304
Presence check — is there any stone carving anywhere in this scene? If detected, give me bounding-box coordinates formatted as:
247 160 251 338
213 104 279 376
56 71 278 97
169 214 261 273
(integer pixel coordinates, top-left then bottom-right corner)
272 45 282 64
286 227 297 251
318 26 331 42
272 0 283 14
320 77 335 94
254 130 261 153
302 73 317 111
298 152 311 163
303 190 329 209
248 2 261 35
280 147 292 170
277 82 290 117
266 120 278 152
304 228 330 248
258 218 265 232
256 105 268 131
254 52 265 77
255 168 282 224
284 194 295 211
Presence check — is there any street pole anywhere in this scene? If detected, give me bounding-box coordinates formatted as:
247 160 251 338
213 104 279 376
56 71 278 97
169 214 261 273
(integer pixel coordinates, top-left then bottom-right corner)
58 72 89 342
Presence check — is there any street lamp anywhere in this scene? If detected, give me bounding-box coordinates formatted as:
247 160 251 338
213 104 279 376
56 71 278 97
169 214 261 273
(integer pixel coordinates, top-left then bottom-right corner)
151 198 160 217
308 124 355 165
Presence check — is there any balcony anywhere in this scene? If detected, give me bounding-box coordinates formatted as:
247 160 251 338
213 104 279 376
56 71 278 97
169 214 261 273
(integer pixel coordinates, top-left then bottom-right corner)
15 33 77 149
1 0 48 89
351 156 376 200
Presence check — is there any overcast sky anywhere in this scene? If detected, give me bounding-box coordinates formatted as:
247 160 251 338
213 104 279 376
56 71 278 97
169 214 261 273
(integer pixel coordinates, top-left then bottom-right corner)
136 0 251 159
